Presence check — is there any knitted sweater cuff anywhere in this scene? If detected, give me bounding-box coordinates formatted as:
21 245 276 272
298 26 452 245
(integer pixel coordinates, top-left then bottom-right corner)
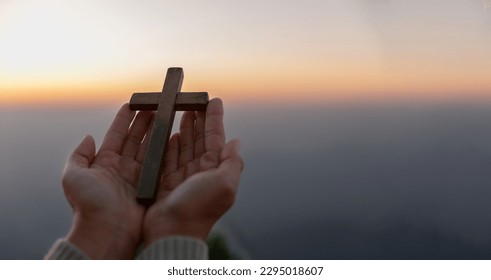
136 236 208 260
44 239 89 260
44 236 208 260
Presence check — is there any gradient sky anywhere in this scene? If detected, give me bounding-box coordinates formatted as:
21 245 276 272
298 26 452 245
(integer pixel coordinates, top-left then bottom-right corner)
1 0 490 106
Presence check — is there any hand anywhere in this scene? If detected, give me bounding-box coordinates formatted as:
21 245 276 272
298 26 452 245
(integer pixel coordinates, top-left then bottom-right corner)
62 104 154 259
143 98 244 245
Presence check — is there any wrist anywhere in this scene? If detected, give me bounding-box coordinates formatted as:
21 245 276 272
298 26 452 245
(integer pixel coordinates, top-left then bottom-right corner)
67 213 139 259
143 217 211 247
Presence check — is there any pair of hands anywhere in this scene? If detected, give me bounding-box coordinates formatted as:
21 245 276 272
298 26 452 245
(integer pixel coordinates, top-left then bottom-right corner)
62 98 243 259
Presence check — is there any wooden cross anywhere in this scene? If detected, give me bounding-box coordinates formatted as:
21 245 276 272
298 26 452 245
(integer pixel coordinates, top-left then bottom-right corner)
129 67 209 205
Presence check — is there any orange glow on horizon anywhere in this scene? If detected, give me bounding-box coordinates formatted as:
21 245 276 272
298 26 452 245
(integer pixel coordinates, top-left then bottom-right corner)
2 56 491 107
1 0 490 107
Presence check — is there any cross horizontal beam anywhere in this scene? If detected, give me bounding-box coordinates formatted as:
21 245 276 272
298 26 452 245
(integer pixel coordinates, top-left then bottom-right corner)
130 92 208 111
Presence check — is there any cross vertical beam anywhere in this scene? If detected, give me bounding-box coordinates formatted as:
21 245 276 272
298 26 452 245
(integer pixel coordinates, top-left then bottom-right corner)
130 67 208 205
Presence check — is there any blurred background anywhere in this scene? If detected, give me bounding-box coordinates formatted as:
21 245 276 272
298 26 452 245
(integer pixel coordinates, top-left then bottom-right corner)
1 0 491 259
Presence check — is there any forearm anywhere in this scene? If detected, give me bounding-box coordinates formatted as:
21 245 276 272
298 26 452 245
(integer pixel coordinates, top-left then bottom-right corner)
64 214 139 259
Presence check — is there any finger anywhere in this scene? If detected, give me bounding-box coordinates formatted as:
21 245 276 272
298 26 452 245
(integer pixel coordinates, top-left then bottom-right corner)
178 111 195 167
194 111 206 158
67 135 96 169
99 104 136 154
121 111 154 159
204 98 225 153
163 133 180 178
216 139 244 190
135 116 156 165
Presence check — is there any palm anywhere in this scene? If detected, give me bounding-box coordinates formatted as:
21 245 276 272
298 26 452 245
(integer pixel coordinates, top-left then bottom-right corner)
149 147 223 219
143 99 243 242
65 151 143 217
63 105 155 250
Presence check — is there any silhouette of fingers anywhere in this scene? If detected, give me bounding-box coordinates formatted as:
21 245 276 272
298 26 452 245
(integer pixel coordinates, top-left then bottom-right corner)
204 98 225 153
178 111 195 168
67 135 96 169
99 104 136 154
135 116 155 165
121 111 154 159
216 139 243 191
163 133 180 178
194 111 206 158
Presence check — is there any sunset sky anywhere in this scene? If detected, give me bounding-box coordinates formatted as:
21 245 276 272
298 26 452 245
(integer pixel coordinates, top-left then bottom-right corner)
1 0 490 106
2 0 491 261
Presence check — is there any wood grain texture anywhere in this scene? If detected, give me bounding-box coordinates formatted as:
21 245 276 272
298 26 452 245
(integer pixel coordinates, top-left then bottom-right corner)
130 92 209 111
129 68 209 205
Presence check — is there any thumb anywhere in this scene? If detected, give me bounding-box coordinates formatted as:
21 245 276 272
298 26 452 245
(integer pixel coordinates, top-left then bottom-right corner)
220 139 242 163
217 139 244 186
68 135 96 169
